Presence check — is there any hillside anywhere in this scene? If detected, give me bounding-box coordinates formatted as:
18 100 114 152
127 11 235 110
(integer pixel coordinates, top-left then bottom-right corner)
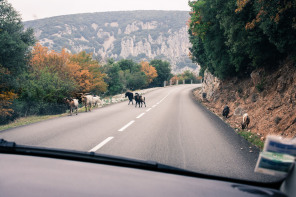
24 10 198 73
194 57 296 145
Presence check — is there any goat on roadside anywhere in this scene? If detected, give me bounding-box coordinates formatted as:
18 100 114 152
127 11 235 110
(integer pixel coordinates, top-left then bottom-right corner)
241 113 250 129
222 105 230 118
134 93 146 108
92 95 102 107
81 94 93 112
64 98 79 115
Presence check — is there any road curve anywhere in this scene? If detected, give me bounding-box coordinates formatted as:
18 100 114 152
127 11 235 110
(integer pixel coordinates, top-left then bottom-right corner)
0 84 276 182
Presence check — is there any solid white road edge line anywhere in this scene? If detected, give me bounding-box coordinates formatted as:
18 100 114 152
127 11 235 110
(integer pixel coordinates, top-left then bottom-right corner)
136 113 145 119
88 136 114 152
118 120 135 132
146 108 152 112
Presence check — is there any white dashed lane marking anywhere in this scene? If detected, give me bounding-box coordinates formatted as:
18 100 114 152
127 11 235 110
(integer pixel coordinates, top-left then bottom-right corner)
118 120 135 132
89 92 172 152
136 113 145 119
88 136 114 152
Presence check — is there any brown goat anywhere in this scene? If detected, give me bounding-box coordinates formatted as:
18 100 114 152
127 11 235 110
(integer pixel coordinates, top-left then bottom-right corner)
64 98 79 115
134 93 146 108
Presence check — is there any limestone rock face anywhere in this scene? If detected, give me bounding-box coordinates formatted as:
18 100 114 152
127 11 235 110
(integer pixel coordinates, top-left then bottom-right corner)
200 70 220 100
25 11 199 73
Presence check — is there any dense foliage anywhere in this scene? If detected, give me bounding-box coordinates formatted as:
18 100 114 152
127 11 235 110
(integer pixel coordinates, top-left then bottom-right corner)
188 0 296 79
150 59 173 87
0 0 35 122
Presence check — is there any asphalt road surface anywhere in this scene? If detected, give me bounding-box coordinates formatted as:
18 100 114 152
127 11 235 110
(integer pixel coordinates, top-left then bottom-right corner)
0 84 277 182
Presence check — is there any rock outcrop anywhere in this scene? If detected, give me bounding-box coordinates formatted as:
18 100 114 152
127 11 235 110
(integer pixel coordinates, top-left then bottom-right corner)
199 70 220 100
24 11 198 73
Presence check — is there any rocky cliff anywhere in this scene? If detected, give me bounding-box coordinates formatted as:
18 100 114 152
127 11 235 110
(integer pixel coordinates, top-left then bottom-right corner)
24 11 198 73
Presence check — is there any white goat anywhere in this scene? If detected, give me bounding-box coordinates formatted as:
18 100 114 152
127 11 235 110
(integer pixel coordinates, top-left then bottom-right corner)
92 96 102 107
82 95 93 112
242 113 250 129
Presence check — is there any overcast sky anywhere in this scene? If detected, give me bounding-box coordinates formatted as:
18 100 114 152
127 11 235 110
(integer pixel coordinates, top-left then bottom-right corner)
7 0 191 21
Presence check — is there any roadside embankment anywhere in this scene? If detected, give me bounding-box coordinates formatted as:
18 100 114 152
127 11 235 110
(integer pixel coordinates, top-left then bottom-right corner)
193 58 296 149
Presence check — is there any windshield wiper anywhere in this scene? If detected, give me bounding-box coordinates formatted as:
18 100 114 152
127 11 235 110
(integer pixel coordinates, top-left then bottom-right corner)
0 139 182 171
0 139 283 189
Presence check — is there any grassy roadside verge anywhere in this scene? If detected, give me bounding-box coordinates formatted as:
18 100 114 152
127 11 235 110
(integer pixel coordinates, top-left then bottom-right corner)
0 106 96 131
0 114 66 131
237 130 264 150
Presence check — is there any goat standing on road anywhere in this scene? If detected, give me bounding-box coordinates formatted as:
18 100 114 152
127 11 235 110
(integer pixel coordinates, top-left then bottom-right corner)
125 92 134 105
134 93 146 108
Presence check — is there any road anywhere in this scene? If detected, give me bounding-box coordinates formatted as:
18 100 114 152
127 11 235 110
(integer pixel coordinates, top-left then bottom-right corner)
0 84 276 182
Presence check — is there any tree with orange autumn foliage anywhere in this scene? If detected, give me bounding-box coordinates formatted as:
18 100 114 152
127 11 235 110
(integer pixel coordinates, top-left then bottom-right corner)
140 61 158 85
0 66 17 117
70 51 107 94
235 0 296 54
29 44 107 95
170 75 179 85
15 43 107 116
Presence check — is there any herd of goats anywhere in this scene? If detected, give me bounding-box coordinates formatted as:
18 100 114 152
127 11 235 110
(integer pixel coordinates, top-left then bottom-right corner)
64 92 249 130
222 105 250 130
64 91 146 116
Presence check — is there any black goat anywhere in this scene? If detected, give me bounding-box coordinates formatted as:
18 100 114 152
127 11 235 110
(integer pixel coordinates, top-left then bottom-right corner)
222 105 230 118
134 93 146 107
125 92 134 105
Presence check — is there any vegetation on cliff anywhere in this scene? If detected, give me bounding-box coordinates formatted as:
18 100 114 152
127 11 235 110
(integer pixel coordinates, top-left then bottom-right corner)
188 0 296 79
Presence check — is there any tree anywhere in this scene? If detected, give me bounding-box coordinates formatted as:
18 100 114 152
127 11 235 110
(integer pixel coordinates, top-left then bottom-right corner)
17 68 75 115
170 75 179 85
236 0 296 55
189 0 236 79
70 51 107 94
0 0 35 74
0 65 17 118
150 59 172 87
0 0 35 122
125 71 147 90
140 61 158 86
117 59 140 73
104 63 125 95
188 0 292 80
178 70 198 84
15 43 108 116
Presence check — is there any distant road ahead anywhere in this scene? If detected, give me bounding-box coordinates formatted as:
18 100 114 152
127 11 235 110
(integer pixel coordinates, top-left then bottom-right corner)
0 84 276 182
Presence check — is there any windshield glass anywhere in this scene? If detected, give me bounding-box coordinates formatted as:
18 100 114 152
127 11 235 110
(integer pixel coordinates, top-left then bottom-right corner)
1 0 294 184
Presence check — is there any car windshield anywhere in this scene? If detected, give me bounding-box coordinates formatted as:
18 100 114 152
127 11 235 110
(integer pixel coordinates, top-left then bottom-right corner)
1 0 295 185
